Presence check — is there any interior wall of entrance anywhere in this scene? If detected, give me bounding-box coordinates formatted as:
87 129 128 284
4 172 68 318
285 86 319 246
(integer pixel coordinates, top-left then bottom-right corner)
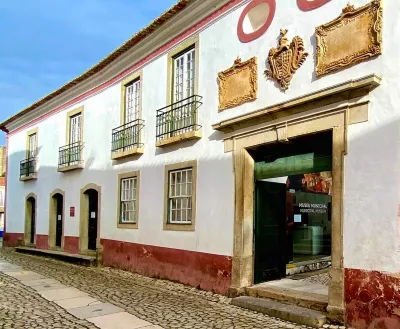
48 189 65 250
79 183 101 254
24 193 37 246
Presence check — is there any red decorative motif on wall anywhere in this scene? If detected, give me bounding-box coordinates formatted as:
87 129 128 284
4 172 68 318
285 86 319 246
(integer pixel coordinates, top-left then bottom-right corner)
237 0 276 43
297 0 331 11
237 0 330 42
345 268 400 329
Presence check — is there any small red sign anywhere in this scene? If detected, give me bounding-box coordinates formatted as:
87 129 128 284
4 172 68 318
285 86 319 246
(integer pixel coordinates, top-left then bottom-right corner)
70 207 75 217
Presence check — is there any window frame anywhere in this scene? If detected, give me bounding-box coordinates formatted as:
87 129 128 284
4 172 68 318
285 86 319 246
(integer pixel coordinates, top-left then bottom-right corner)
117 171 140 229
66 106 84 145
166 35 199 106
120 71 143 126
163 160 197 231
26 128 38 160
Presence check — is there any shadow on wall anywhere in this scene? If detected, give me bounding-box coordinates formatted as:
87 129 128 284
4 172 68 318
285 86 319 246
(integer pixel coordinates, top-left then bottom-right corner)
3 145 234 295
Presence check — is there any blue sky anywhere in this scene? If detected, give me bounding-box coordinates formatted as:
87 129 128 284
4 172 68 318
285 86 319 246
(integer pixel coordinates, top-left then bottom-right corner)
0 0 176 145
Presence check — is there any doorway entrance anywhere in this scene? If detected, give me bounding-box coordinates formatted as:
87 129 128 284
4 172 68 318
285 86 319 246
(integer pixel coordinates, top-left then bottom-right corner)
251 131 333 284
86 189 98 251
54 194 63 247
25 195 36 245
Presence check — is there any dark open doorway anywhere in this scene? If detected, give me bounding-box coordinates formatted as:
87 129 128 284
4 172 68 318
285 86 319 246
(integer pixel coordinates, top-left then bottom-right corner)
53 193 63 248
27 197 36 245
250 131 333 283
86 189 98 251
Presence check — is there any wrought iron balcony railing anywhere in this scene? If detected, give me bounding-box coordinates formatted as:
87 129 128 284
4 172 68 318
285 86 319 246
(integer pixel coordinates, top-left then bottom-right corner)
156 95 202 142
58 142 83 168
111 119 145 155
20 157 36 178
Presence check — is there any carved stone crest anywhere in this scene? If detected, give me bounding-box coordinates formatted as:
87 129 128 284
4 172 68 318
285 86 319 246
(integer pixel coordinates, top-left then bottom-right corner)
218 57 258 111
315 0 383 77
265 29 308 90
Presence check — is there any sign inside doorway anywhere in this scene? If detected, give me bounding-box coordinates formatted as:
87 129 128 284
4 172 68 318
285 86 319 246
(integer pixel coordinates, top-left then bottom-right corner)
70 207 75 217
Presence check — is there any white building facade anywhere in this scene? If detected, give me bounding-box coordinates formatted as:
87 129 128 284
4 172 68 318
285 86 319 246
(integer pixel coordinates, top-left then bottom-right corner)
1 1 399 328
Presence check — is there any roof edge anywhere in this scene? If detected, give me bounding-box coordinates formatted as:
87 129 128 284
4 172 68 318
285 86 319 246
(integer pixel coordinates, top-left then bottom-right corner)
0 0 194 131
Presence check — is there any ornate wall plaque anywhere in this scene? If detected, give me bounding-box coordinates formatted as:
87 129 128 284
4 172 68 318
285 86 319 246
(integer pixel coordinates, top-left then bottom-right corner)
218 57 257 111
315 0 383 77
265 29 308 91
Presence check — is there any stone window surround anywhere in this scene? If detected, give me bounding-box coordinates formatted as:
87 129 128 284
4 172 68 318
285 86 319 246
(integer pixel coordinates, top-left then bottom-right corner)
20 128 39 181
159 35 201 147
117 171 140 229
111 71 145 160
213 74 381 323
59 106 84 172
163 160 197 232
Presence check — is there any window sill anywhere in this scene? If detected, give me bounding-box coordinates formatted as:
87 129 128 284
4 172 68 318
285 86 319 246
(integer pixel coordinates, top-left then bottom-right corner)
19 174 37 182
58 164 84 173
111 147 144 160
117 222 138 229
156 131 201 148
163 222 195 232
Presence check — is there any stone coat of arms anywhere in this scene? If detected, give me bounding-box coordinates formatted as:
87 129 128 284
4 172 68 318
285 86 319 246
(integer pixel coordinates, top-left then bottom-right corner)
265 29 308 90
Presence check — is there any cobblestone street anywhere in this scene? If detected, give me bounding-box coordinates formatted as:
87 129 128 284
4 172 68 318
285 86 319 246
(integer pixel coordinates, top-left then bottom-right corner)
0 248 345 329
0 271 97 329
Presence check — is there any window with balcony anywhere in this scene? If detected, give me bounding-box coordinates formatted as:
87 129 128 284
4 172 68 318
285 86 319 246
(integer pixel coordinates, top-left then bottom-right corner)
20 128 38 181
112 73 144 160
156 37 202 147
58 107 84 172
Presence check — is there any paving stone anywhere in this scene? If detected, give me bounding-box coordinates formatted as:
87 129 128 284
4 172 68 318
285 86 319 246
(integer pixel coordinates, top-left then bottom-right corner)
0 248 348 329
39 287 88 301
22 278 62 287
54 296 102 309
87 312 152 329
67 303 124 320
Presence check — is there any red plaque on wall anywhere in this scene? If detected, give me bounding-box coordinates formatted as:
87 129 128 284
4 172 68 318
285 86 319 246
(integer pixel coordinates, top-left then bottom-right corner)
70 207 75 217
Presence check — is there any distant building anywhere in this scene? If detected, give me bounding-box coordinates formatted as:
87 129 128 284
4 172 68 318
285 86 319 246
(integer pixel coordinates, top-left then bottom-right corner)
0 146 5 237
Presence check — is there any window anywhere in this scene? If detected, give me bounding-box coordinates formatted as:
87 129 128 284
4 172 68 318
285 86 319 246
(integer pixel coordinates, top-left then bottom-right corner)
28 133 37 158
173 47 195 103
69 113 82 144
164 161 197 231
120 177 137 223
117 171 140 229
125 79 140 123
168 168 192 224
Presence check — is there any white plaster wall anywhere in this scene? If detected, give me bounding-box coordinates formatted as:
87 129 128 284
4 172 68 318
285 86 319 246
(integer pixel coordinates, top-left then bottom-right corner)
5 0 400 269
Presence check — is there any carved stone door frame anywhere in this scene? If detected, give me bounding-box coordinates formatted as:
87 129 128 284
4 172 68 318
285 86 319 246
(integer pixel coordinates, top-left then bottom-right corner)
214 75 381 322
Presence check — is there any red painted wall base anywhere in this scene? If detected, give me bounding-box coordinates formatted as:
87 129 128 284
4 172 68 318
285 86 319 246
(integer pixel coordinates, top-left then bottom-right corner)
101 239 232 295
36 235 49 250
345 268 400 329
64 236 79 254
2 232 24 247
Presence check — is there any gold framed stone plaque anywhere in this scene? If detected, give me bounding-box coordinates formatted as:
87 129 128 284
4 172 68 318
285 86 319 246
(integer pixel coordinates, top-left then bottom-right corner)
316 0 382 77
218 57 257 111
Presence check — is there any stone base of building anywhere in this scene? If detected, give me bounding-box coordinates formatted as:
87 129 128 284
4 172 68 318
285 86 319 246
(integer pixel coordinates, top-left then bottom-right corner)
345 268 400 329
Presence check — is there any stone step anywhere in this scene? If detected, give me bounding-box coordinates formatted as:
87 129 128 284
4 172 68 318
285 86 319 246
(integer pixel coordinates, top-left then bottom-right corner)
232 296 327 328
245 284 328 312
15 247 97 267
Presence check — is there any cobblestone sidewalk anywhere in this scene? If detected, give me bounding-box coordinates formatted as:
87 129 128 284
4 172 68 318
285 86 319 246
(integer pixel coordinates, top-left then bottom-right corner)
0 248 345 329
0 271 98 329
